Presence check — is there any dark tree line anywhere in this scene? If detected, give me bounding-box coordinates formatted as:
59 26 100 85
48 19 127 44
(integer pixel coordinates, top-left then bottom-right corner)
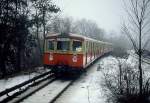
0 0 59 78
0 0 30 77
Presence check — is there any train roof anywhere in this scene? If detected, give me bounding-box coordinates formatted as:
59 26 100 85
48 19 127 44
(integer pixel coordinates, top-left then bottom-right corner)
46 33 112 45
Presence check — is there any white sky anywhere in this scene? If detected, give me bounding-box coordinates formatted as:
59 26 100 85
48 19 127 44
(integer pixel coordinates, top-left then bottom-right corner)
55 0 126 33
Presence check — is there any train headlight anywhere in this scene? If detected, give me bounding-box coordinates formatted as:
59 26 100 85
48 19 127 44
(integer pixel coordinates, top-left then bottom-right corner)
49 53 53 61
72 54 77 62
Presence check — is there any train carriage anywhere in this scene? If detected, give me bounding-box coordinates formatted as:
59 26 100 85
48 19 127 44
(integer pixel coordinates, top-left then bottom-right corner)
43 33 112 72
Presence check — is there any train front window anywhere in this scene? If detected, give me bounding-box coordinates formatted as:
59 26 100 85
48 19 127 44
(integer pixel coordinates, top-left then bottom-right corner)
47 40 54 50
57 41 70 51
73 41 82 52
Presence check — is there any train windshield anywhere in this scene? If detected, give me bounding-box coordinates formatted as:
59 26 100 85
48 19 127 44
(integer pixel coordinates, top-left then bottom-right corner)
47 40 54 50
73 41 82 52
57 41 70 51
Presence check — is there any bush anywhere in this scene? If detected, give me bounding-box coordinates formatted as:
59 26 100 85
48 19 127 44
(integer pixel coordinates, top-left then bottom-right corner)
101 57 150 103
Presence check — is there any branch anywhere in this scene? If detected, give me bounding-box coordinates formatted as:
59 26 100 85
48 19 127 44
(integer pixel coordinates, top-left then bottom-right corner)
143 8 150 20
142 38 150 50
122 23 138 54
142 27 150 37
129 26 138 35
130 0 140 23
142 18 150 30
123 0 139 29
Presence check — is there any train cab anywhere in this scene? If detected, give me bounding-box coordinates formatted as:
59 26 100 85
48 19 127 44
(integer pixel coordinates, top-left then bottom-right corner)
43 33 85 72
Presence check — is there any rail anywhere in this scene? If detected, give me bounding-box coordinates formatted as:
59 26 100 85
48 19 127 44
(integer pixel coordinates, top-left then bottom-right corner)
49 80 75 103
0 70 52 97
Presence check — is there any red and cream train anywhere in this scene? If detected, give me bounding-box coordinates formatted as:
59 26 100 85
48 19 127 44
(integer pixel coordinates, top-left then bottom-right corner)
43 33 112 72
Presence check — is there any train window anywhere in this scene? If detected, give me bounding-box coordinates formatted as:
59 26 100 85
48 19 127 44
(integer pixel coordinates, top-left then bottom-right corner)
57 41 70 51
73 41 82 52
47 40 54 50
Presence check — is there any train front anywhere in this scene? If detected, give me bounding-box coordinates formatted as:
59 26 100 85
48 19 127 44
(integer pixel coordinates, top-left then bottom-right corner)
43 34 84 73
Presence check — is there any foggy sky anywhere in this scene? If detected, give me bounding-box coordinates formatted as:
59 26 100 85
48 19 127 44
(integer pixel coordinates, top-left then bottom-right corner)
55 0 126 33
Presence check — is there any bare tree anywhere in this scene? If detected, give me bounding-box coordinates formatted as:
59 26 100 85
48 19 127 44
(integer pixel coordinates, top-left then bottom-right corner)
122 0 150 95
72 19 105 40
50 16 73 34
49 17 105 40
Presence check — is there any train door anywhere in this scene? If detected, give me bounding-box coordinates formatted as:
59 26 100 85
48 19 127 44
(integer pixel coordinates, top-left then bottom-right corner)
85 41 88 65
72 39 83 63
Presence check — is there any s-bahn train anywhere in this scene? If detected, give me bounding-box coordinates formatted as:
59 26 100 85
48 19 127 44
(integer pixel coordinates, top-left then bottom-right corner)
43 33 112 73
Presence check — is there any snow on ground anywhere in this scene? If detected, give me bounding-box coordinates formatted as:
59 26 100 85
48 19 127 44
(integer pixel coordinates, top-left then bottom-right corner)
0 72 40 101
1 53 150 103
55 56 118 103
55 54 150 103
0 67 47 93
0 73 37 92
0 56 120 103
21 80 71 103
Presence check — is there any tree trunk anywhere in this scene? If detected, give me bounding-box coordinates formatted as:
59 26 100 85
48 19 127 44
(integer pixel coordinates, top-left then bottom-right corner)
36 9 42 59
17 40 21 71
139 22 142 96
42 9 46 55
119 64 123 94
0 44 8 77
0 55 7 77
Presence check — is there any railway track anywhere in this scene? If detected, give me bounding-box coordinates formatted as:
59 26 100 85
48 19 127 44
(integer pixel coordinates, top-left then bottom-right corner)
20 75 77 103
0 70 56 103
49 79 75 103
0 70 78 103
